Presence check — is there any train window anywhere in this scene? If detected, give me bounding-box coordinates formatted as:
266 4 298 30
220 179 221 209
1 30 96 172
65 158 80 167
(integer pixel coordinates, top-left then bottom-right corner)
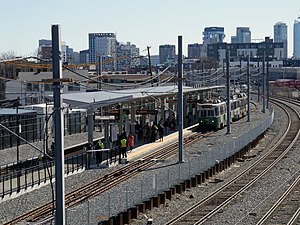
208 110 214 117
215 108 219 116
201 110 207 117
220 106 224 115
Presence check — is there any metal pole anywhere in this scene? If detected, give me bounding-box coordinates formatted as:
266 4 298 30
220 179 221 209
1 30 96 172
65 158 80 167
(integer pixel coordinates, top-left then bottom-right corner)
247 55 251 122
52 24 65 225
177 35 184 163
147 46 153 87
87 107 94 167
16 106 20 192
226 49 231 134
266 57 269 108
100 55 102 90
97 55 100 90
262 51 266 113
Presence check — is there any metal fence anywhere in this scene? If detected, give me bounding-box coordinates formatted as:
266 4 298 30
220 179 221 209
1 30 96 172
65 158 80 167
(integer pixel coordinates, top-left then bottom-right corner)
65 108 274 225
1 107 274 224
0 153 86 198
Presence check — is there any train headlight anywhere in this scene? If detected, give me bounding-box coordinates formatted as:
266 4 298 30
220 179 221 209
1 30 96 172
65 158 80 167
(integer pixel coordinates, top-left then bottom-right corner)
211 120 214 123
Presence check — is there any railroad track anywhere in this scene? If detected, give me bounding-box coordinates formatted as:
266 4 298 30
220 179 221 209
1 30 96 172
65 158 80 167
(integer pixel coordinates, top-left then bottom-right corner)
256 172 300 225
164 98 300 225
253 96 300 225
3 128 210 224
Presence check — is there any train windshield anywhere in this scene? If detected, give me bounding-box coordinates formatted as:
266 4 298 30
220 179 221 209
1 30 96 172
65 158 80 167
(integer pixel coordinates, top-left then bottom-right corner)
201 109 214 117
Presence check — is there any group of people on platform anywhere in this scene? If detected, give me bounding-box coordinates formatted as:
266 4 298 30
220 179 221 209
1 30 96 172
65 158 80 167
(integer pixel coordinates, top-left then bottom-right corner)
134 117 177 144
85 116 179 165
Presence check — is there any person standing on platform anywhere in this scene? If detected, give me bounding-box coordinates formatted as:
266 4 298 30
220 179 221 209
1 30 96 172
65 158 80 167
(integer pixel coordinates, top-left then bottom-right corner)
85 142 93 168
143 122 150 143
151 122 158 142
95 140 104 167
157 123 164 141
120 136 128 158
164 117 170 134
128 133 134 152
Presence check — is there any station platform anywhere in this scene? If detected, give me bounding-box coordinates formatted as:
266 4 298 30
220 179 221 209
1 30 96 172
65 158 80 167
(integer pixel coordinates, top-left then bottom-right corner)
86 125 196 169
126 126 196 162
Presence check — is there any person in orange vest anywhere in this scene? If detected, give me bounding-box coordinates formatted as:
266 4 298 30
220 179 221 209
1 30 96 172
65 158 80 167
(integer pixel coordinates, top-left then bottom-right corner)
128 133 134 152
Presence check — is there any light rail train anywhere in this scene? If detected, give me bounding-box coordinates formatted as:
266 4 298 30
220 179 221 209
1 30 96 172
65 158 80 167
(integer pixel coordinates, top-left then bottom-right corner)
198 92 247 131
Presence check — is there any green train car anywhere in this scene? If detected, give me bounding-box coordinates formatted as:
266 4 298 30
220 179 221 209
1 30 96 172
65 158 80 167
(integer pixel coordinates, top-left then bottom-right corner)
198 92 247 131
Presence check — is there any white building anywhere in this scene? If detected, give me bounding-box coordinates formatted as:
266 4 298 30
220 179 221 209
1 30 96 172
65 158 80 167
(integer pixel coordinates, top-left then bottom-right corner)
294 16 300 58
5 70 90 105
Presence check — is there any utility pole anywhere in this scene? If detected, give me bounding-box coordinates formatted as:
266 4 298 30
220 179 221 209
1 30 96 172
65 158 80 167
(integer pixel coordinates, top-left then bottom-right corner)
177 35 184 163
147 46 153 87
247 55 251 122
226 49 231 134
52 24 65 225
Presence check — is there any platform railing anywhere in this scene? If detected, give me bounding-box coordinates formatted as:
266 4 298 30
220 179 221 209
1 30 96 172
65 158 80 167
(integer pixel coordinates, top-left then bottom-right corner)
0 152 86 198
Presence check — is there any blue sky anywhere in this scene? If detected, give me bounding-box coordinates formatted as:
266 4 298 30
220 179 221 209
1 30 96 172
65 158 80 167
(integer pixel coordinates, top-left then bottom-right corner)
1 0 299 57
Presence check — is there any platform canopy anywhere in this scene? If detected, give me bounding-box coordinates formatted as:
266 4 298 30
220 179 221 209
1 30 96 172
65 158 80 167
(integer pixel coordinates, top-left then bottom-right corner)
56 85 224 109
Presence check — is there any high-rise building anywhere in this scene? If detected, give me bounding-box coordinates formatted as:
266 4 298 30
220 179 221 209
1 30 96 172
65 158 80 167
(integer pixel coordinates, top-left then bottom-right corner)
231 27 251 43
39 39 52 47
88 33 117 65
294 17 300 58
116 42 140 70
202 27 225 43
38 39 73 63
274 22 288 59
188 43 202 59
79 50 89 64
202 27 225 57
159 44 176 64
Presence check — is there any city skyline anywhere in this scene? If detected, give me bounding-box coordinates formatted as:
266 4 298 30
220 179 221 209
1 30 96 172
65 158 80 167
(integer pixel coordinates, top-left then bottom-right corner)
1 0 299 57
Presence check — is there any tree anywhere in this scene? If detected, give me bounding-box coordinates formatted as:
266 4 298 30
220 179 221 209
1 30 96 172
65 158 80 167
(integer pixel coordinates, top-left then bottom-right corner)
0 50 18 60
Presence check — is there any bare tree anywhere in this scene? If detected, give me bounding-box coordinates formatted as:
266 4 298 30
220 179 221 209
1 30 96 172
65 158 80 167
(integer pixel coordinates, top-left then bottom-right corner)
0 50 18 60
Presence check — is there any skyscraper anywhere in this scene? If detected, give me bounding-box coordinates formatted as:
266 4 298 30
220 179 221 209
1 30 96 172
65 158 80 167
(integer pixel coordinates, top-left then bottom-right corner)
294 17 300 58
88 33 117 64
159 45 176 64
116 42 140 70
274 22 288 59
202 27 225 57
231 27 251 43
188 43 202 59
202 27 225 43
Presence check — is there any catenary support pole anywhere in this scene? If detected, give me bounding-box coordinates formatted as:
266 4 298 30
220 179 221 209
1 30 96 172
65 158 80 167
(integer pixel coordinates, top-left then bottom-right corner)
147 46 153 87
247 55 251 122
52 24 66 225
177 35 184 163
226 49 231 134
266 57 269 109
262 51 266 113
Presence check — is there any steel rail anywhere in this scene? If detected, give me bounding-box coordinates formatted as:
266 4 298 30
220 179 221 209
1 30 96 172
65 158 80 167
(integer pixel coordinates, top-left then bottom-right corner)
256 173 300 225
3 129 208 224
165 98 300 225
